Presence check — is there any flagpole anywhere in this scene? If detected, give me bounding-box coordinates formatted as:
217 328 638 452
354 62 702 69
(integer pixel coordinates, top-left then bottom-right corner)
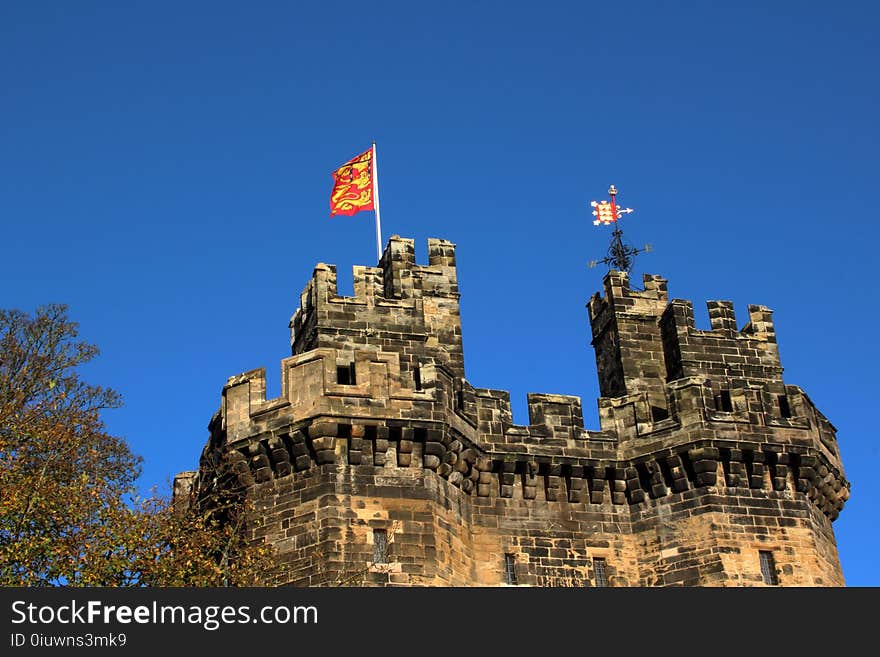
372 141 382 262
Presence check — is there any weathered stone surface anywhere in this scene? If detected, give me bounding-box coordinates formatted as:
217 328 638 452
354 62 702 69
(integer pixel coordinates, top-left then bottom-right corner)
179 238 849 587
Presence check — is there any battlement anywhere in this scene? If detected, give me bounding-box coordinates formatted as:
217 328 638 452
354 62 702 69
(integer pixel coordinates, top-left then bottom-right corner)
587 270 840 459
588 270 784 398
209 337 847 525
214 251 846 514
587 270 669 322
183 235 849 588
290 236 464 378
218 345 614 459
660 298 781 387
377 235 459 299
587 271 670 401
473 389 613 452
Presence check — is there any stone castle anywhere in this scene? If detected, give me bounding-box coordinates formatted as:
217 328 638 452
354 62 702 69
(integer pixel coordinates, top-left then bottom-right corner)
176 235 849 586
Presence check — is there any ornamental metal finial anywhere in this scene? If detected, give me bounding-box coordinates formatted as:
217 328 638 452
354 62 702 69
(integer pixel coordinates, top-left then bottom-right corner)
588 184 651 273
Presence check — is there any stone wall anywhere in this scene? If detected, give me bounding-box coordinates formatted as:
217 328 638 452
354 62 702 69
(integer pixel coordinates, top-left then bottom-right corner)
179 237 849 586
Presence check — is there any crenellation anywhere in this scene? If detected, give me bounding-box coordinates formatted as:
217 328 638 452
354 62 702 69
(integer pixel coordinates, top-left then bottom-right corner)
378 235 416 299
706 300 737 333
742 304 776 340
589 272 670 406
182 236 849 587
352 265 383 303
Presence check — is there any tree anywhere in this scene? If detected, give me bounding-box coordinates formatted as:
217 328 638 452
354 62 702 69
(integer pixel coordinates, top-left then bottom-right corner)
0 304 273 586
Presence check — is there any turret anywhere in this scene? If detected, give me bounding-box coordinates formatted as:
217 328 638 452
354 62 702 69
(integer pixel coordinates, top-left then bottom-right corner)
587 271 670 412
289 235 464 381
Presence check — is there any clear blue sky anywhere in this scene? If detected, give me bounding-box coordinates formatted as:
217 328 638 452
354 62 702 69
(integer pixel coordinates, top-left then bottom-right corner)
2 1 876 585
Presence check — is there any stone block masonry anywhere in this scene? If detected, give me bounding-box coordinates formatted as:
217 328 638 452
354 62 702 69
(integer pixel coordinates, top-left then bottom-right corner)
178 236 849 586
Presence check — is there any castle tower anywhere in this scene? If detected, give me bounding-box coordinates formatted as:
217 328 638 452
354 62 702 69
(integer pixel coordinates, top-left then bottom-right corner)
289 235 464 384
587 270 847 584
179 237 849 586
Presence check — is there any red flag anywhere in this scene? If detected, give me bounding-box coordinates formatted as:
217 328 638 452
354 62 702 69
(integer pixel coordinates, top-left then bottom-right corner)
329 148 374 217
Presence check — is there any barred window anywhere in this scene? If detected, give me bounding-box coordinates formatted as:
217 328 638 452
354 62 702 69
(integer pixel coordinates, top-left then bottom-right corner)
504 554 518 585
593 557 608 588
373 529 387 564
759 551 778 585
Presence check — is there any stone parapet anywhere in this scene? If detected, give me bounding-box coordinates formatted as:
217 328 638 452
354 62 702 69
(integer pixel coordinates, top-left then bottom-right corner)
181 237 849 587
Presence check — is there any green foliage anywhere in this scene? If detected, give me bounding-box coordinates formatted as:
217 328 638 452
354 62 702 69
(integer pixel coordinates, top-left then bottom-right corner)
0 304 272 586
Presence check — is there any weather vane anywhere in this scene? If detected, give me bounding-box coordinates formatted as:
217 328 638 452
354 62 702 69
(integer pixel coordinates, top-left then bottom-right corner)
588 185 651 273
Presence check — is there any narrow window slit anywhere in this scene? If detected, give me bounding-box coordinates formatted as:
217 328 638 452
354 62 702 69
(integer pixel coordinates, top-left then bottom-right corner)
778 395 792 418
593 557 608 587
373 529 388 564
759 551 778 585
504 553 518 585
715 390 733 412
